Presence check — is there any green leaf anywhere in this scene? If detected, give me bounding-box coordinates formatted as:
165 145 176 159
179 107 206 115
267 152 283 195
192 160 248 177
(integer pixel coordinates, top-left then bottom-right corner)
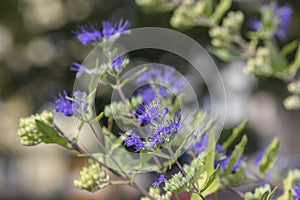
224 135 247 175
211 0 232 23
171 93 185 114
175 130 195 157
259 137 279 176
120 66 147 87
192 111 206 128
190 192 203 200
286 44 300 78
266 42 288 71
109 135 125 155
201 166 220 192
209 48 242 61
245 185 277 200
36 120 73 149
280 40 299 58
138 151 153 169
201 130 220 196
223 120 247 150
266 187 277 200
90 112 104 124
278 169 300 200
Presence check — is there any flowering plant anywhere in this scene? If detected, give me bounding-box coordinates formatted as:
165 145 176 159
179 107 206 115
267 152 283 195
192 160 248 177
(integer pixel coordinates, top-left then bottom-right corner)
17 1 300 199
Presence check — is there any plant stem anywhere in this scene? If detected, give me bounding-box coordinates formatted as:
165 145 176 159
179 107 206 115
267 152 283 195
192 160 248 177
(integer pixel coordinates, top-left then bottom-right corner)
53 123 125 178
226 186 245 199
54 123 154 199
247 167 283 190
166 146 205 200
89 124 130 179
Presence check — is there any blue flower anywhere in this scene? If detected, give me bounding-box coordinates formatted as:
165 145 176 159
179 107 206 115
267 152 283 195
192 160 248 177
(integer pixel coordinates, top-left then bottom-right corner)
149 110 182 149
214 144 245 173
276 4 293 39
70 62 89 78
54 91 73 117
152 175 167 187
215 157 230 171
102 19 131 37
135 85 156 104
169 111 182 133
111 57 123 71
192 133 209 154
73 24 102 45
215 144 224 152
254 151 264 165
150 130 165 149
135 102 159 124
250 20 262 31
137 67 186 97
232 157 246 173
54 90 89 117
159 87 169 98
294 185 300 200
123 133 144 152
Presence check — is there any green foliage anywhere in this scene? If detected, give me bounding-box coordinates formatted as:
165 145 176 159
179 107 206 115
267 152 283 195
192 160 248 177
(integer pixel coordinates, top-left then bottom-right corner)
35 120 73 149
73 159 109 192
104 96 142 124
245 184 277 200
135 0 175 13
278 169 300 200
225 135 247 175
259 138 279 177
211 0 232 24
222 120 247 150
17 111 53 146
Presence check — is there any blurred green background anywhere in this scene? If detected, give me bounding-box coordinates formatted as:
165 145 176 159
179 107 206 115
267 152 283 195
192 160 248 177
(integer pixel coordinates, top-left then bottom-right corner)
0 0 300 199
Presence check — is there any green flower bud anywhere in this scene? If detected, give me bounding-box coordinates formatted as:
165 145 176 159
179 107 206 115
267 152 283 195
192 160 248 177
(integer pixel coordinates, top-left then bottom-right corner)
245 47 273 76
141 187 172 200
283 95 300 110
171 6 199 29
17 111 53 146
287 80 300 95
164 172 191 193
73 159 109 192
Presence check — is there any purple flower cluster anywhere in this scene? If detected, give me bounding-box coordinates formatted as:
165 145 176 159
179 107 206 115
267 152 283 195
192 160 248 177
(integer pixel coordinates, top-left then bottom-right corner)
152 174 167 187
135 102 159 124
149 110 181 149
135 85 156 104
73 19 131 45
122 133 144 152
250 3 293 40
136 67 186 100
192 133 209 154
70 62 90 78
121 101 182 151
54 90 88 117
294 185 300 200
214 144 245 173
111 57 123 71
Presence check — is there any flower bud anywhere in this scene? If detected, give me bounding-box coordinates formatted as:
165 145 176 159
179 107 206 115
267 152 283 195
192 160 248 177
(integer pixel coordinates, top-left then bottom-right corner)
17 111 53 146
73 159 109 192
